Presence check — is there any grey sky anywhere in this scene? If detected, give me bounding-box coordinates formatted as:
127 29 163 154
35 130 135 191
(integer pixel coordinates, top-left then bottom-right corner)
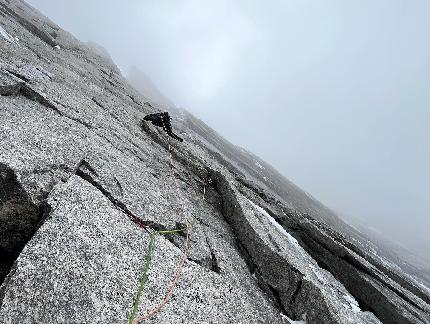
26 0 430 259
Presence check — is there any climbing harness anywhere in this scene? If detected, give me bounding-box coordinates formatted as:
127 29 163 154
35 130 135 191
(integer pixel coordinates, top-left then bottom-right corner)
129 142 204 323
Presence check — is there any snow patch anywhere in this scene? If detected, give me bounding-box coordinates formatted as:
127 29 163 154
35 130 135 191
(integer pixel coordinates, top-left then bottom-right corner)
247 198 365 318
281 313 307 324
343 293 361 312
373 253 402 272
255 161 265 170
247 198 300 246
248 198 323 275
310 264 327 283
0 25 14 43
419 282 430 294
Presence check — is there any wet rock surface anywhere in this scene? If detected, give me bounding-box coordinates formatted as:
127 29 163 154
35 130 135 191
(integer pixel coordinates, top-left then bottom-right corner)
1 1 429 323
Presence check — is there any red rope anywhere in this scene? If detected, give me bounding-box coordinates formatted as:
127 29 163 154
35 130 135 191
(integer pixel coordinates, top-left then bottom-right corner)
134 228 190 323
132 142 197 323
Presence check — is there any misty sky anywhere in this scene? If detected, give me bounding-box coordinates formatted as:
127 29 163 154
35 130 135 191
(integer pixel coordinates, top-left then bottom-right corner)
26 0 430 259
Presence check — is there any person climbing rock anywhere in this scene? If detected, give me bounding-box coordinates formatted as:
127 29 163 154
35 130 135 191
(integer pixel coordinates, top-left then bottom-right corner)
143 112 183 142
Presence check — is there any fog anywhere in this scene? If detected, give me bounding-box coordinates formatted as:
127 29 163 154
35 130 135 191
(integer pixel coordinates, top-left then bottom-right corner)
27 0 430 260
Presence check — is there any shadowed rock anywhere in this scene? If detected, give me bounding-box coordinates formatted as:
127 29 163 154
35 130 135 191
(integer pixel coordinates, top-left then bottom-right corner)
0 163 45 285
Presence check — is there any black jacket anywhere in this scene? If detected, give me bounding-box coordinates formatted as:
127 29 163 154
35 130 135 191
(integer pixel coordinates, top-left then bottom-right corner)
143 112 183 142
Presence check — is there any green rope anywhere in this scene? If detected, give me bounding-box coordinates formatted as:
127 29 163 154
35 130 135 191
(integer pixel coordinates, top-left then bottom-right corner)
128 226 188 324
157 228 187 235
129 231 156 324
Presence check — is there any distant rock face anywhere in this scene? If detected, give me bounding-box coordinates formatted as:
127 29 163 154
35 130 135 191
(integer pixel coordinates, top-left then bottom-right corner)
0 1 429 324
127 66 177 110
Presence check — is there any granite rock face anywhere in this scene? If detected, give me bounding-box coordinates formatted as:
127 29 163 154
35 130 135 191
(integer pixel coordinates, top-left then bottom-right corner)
1 1 429 323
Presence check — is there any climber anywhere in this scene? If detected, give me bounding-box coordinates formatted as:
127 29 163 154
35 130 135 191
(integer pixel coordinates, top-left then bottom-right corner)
142 112 183 142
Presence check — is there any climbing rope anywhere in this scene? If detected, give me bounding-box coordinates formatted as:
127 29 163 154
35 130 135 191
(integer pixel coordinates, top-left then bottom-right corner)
129 142 205 324
128 226 189 324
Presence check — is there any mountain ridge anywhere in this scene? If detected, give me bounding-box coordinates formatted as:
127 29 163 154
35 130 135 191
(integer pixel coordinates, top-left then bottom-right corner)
0 1 429 323
127 48 430 289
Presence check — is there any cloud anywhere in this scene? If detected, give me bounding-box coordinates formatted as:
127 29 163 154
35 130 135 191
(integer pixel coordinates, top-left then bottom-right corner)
26 0 430 259
137 0 258 99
